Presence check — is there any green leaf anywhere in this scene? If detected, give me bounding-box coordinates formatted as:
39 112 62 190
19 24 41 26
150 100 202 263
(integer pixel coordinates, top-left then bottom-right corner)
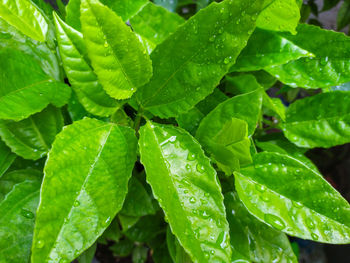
224 191 297 263
54 13 120 117
31 118 137 262
80 0 152 100
0 48 71 121
257 0 300 34
0 169 42 263
154 0 178 12
0 0 48 41
132 245 149 263
119 214 140 231
231 28 313 72
120 176 157 217
322 0 341 11
100 0 148 21
130 3 184 47
196 89 263 138
110 238 134 257
337 0 350 30
167 227 192 263
0 106 63 160
136 0 266 118
0 140 16 178
139 122 231 262
77 243 97 263
66 0 148 31
266 24 350 89
0 18 61 80
176 89 228 135
235 152 350 244
282 91 350 148
124 213 166 242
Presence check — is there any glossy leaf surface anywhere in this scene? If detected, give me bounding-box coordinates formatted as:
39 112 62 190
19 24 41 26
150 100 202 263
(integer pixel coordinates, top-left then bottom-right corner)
231 28 312 72
0 169 42 263
282 91 350 148
0 140 16 177
0 49 71 121
139 122 231 262
166 227 192 263
31 118 137 262
130 3 184 47
80 0 152 100
257 0 300 34
196 89 263 138
266 24 350 88
224 192 297 263
137 0 266 118
0 106 63 160
54 13 120 117
235 152 350 244
0 0 48 41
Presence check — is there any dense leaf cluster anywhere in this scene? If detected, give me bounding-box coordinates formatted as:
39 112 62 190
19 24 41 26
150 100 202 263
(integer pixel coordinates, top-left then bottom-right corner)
0 0 350 262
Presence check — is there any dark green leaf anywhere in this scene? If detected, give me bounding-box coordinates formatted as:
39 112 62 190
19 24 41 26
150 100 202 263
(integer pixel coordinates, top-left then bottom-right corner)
282 91 350 148
154 0 178 12
80 0 152 100
0 0 48 41
139 122 231 262
235 152 350 244
132 245 149 263
167 227 192 263
31 118 137 262
54 13 121 117
0 140 16 178
337 0 350 30
137 0 266 118
77 243 96 263
0 169 42 263
0 48 71 121
224 191 297 263
0 106 63 160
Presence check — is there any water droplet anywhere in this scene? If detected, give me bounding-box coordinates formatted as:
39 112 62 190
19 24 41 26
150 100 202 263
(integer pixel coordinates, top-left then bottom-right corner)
256 185 266 192
333 207 340 212
223 57 231 64
306 218 315 229
36 240 45 249
220 8 224 14
311 233 319 240
73 200 80 207
293 201 303 208
209 35 216 42
21 209 34 219
189 197 196 203
264 214 285 230
187 153 195 161
104 42 108 48
33 149 38 152
196 164 205 173
201 211 210 218
210 250 215 255
241 10 246 16
185 164 191 171
59 258 68 263
320 57 328 66
169 136 176 143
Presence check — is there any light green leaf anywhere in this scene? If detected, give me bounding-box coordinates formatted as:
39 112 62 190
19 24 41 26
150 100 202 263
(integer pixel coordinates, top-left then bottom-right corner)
266 24 350 89
167 227 192 263
176 89 228 135
0 106 63 160
130 3 184 47
0 0 48 41
120 176 157 217
66 0 148 30
137 0 266 118
100 0 148 21
0 140 16 178
54 13 120 117
139 122 231 262
80 0 152 100
196 89 263 138
282 91 350 148
31 118 137 263
235 152 350 244
0 18 61 80
257 0 300 34
231 28 312 72
0 169 42 263
224 191 297 263
0 48 71 121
